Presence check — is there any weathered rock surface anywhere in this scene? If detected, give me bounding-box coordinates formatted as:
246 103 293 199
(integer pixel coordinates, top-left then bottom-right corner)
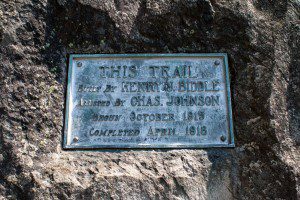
0 0 299 199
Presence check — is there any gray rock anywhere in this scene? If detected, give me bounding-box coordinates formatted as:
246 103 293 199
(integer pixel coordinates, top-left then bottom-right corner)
0 0 299 199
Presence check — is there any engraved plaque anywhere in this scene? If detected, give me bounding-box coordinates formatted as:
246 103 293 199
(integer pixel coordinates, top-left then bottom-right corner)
64 54 234 149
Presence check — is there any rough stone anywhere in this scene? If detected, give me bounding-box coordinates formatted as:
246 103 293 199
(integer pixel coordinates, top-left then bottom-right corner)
0 0 299 199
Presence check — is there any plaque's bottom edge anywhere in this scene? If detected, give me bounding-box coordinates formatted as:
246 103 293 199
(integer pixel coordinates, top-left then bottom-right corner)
63 143 235 150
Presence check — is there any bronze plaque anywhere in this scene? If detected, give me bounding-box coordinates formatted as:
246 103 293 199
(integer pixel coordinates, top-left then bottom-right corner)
63 54 234 149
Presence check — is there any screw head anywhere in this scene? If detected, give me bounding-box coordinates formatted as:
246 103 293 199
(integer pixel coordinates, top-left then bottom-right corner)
77 62 82 67
220 135 226 142
73 137 79 143
214 60 220 66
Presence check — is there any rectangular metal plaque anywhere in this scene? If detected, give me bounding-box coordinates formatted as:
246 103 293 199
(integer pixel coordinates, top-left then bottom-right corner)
64 54 234 149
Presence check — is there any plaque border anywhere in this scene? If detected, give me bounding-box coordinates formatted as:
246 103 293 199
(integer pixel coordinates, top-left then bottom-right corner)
63 53 235 149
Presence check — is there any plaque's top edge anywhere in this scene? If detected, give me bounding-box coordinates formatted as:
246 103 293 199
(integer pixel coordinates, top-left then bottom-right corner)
69 53 228 60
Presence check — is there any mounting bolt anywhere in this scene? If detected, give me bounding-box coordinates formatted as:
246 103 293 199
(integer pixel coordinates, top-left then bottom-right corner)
214 60 220 66
77 62 82 67
220 135 226 142
73 137 79 143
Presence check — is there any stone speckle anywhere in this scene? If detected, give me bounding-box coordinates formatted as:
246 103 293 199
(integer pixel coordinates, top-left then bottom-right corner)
0 0 299 199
